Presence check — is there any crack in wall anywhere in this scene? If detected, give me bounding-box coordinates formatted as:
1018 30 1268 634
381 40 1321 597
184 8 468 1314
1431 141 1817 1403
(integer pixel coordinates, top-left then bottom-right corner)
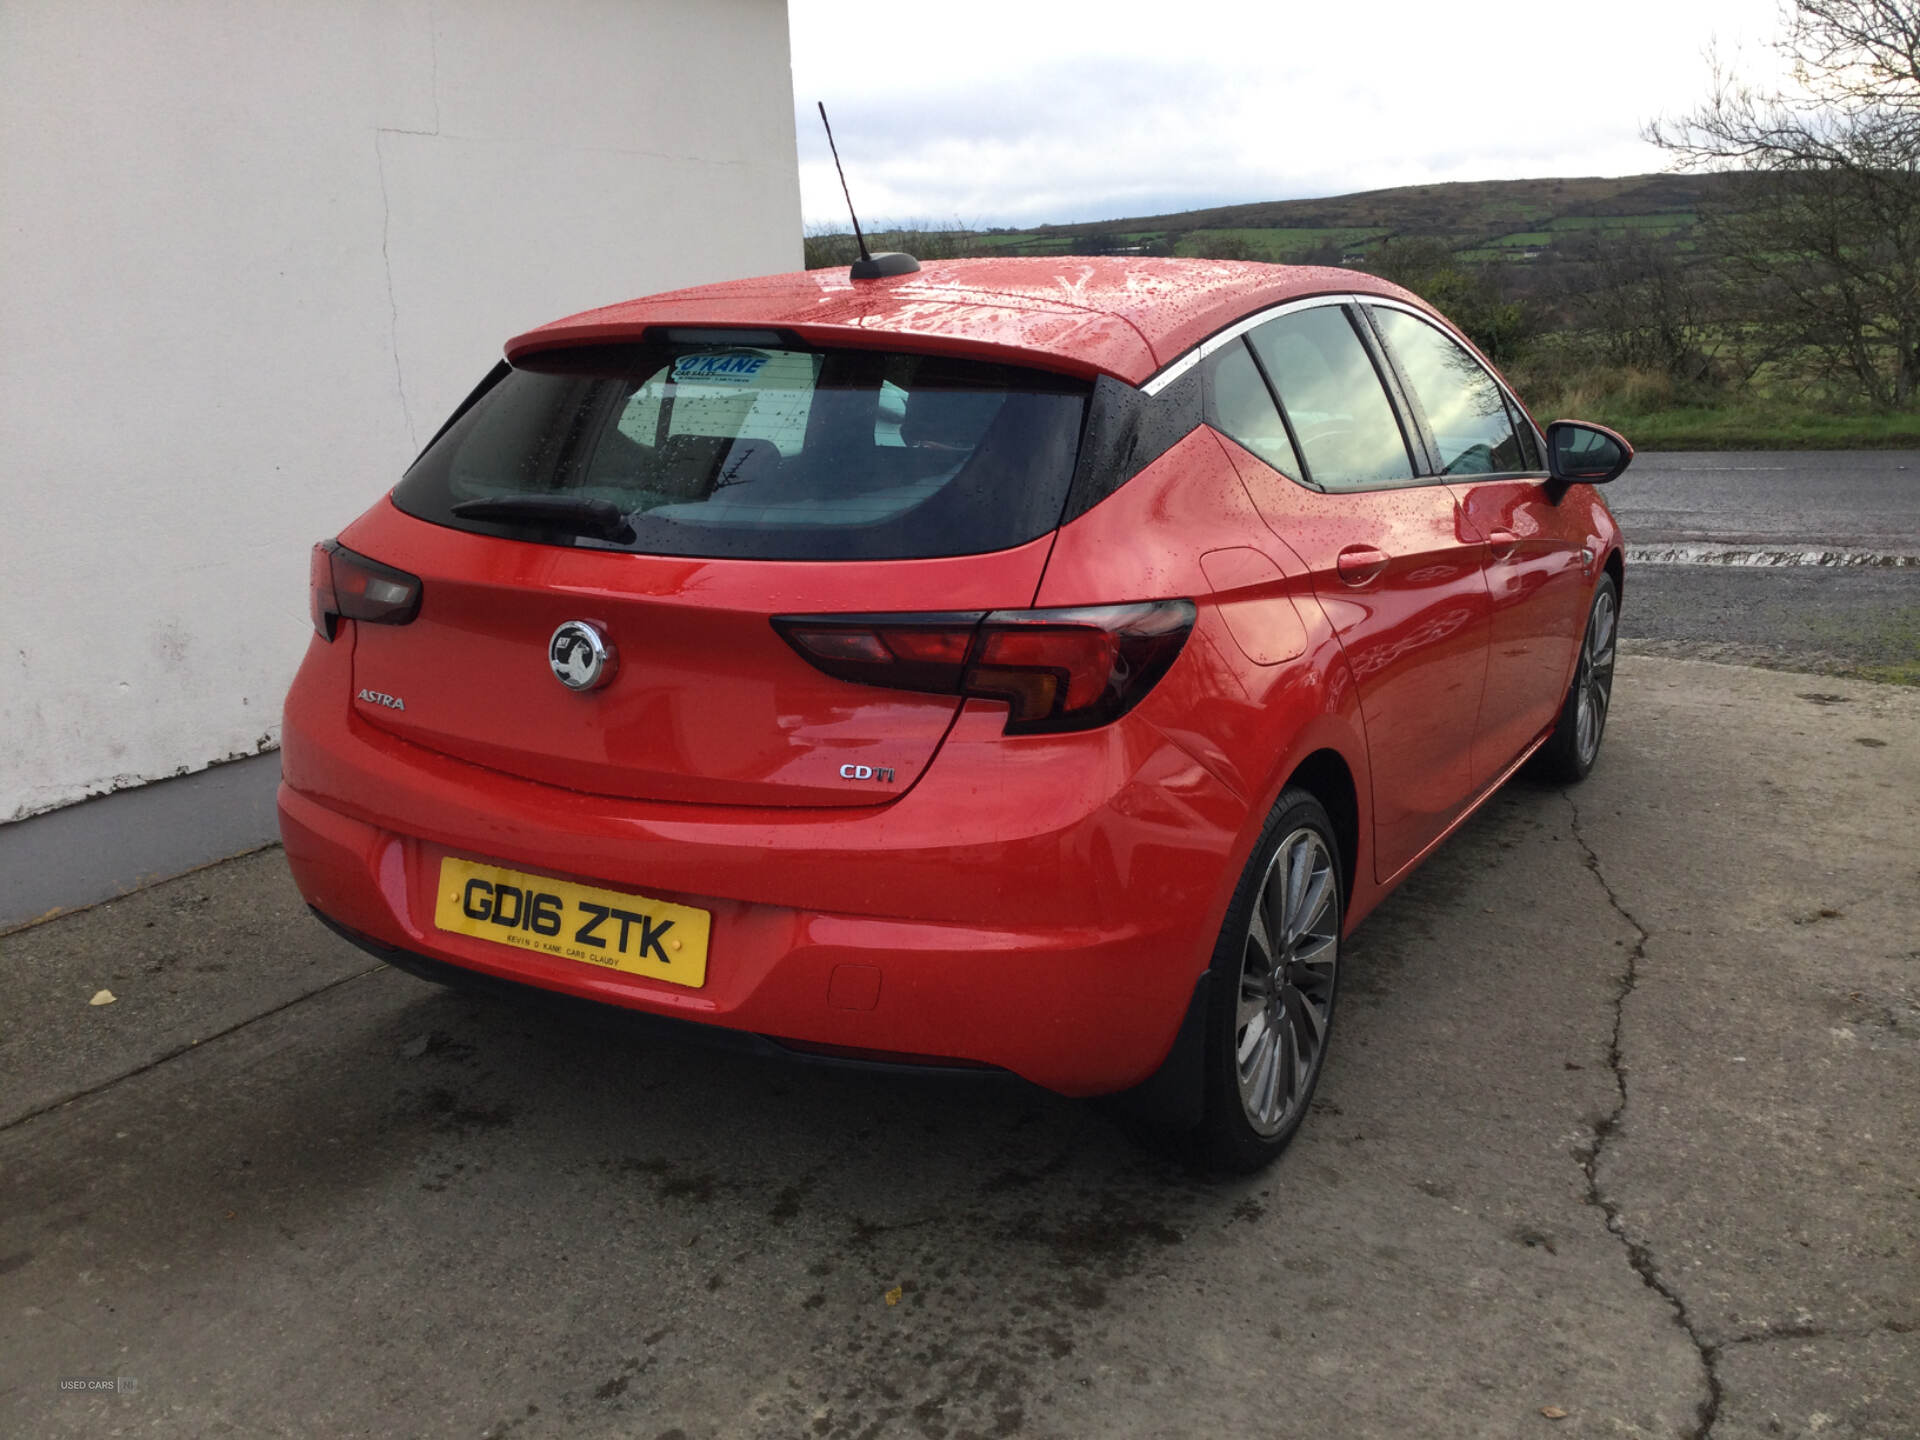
426 0 440 136
372 130 416 451
1564 789 1725 1440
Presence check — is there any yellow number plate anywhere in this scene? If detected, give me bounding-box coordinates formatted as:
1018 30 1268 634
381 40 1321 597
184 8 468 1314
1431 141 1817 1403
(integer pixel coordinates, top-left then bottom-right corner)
433 857 710 989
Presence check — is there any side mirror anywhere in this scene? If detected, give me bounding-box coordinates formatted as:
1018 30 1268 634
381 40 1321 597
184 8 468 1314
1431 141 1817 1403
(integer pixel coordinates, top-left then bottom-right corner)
1546 420 1633 484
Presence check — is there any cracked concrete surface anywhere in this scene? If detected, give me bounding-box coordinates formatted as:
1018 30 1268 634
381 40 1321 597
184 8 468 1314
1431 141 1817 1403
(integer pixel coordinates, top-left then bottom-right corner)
1566 791 1724 1438
2 657 1914 1438
1568 662 1920 1439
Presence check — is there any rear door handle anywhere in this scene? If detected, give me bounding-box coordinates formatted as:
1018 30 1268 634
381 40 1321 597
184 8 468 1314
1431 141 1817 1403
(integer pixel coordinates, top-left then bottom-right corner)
1486 528 1518 559
1335 545 1390 587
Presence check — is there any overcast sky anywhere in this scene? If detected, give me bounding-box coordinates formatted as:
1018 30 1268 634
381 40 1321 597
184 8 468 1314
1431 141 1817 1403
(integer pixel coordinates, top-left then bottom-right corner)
787 0 1787 229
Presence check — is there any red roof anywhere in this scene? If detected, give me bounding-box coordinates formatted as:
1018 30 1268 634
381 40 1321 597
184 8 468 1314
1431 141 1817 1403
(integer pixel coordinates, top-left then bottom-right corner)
505 257 1428 387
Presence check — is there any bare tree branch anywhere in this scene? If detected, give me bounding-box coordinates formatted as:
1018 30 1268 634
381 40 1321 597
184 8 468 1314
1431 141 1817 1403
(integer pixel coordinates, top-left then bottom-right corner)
1646 1 1920 404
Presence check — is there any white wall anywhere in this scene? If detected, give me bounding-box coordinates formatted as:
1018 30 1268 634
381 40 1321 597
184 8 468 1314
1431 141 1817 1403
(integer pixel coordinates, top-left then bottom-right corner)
0 0 801 822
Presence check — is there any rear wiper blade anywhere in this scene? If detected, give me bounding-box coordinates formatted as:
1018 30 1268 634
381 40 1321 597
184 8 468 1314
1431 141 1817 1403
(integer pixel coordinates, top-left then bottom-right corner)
450 494 635 543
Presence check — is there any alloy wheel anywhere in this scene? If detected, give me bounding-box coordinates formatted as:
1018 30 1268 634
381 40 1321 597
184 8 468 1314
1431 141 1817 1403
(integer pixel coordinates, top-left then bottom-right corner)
1574 587 1617 767
1235 827 1339 1137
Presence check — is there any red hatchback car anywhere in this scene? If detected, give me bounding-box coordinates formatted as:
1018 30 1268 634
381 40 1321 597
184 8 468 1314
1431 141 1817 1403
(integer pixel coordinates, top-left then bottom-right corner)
282 256 1629 1170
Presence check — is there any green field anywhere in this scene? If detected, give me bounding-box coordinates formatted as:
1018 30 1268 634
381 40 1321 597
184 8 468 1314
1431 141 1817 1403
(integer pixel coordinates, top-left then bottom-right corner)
1549 213 1696 231
1170 226 1389 259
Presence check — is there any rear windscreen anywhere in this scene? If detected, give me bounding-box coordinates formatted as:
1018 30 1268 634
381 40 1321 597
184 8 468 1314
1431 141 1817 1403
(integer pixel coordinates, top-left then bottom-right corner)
391 341 1091 560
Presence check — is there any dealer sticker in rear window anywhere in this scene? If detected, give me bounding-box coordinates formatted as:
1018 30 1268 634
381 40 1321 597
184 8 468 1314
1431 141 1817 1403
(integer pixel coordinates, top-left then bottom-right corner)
671 352 770 386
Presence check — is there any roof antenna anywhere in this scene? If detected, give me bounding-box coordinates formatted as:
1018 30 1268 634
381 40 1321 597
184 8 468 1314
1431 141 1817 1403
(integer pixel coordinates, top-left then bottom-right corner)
817 101 920 281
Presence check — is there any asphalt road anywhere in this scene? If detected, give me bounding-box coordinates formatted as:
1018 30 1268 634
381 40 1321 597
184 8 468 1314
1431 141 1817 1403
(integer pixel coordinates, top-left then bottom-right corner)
1605 451 1920 681
5 657 1917 1439
1608 451 1920 553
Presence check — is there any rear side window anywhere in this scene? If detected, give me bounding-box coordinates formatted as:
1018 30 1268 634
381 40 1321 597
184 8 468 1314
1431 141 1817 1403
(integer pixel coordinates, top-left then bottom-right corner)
392 342 1090 561
1247 307 1414 491
1203 340 1302 480
1367 308 1530 476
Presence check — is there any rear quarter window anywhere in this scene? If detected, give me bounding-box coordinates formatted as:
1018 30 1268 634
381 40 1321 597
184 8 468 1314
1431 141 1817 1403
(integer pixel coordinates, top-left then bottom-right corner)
1202 339 1303 480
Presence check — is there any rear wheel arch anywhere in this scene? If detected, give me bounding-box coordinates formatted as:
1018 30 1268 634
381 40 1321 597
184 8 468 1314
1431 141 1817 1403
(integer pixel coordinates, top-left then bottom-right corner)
1282 748 1358 910
1108 767 1352 1151
1194 783 1345 1169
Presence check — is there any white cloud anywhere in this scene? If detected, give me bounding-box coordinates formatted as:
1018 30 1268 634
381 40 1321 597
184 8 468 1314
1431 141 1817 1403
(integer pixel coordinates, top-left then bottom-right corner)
789 0 1787 227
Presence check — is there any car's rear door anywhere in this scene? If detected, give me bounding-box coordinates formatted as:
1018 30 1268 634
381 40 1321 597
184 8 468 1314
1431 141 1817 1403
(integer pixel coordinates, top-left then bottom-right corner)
1361 302 1592 788
1215 301 1492 881
345 339 1088 810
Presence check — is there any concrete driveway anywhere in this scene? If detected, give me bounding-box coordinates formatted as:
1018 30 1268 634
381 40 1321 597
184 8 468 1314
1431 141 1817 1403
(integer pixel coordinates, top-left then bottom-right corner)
3 657 1915 1439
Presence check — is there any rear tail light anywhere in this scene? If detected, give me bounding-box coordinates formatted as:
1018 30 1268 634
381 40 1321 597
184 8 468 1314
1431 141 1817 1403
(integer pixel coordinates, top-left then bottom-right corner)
310 539 423 640
773 601 1195 734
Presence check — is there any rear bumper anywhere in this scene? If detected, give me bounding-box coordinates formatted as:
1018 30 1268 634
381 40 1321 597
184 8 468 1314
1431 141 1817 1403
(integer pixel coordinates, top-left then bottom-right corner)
310 907 1021 1082
279 652 1250 1095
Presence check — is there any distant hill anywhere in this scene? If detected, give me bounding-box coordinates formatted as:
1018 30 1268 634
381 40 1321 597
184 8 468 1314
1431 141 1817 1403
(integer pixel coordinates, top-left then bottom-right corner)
1018 173 1733 236
953 172 1751 266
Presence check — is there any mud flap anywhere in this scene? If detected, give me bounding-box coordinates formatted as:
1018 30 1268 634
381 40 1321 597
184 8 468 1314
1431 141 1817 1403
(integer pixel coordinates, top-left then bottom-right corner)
1101 968 1211 1133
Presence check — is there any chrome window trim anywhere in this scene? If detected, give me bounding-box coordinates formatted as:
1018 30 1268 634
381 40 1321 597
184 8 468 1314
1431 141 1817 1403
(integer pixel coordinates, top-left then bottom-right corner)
1145 290 1549 474
1140 293 1361 396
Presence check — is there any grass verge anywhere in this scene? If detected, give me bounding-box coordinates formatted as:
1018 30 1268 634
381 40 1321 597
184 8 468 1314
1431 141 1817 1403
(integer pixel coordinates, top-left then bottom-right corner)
1565 405 1920 451
1516 366 1920 449
1855 660 1920 685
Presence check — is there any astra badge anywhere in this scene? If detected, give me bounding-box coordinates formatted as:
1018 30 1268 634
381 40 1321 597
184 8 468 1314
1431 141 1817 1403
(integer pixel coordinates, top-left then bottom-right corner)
356 688 405 711
549 620 616 692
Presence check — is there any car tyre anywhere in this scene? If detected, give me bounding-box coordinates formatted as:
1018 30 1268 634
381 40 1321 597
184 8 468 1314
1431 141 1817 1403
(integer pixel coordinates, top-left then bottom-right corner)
1535 574 1619 784
1196 787 1343 1173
